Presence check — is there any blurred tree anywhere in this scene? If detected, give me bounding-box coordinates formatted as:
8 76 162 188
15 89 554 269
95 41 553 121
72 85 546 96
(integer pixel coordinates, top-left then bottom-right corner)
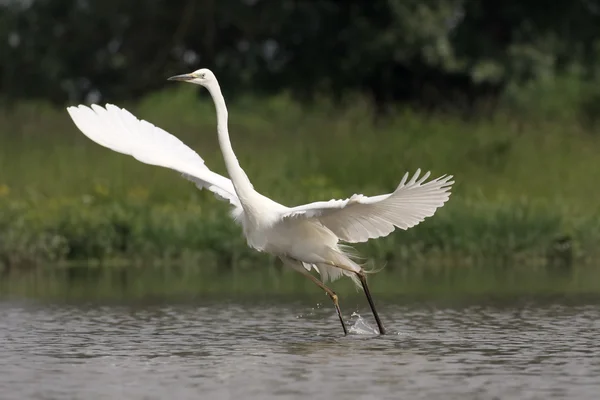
0 0 599 110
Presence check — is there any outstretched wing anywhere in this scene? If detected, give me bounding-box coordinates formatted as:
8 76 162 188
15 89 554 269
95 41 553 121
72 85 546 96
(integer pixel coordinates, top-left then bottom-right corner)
66 104 241 209
281 169 453 243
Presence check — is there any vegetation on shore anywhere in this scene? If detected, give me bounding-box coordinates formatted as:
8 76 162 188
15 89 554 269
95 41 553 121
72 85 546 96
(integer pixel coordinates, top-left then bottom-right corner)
1 84 600 271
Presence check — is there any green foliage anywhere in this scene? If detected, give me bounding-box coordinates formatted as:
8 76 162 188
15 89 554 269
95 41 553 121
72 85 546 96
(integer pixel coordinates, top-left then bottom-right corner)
2 0 600 109
1 89 600 270
0 195 266 270
1 194 598 271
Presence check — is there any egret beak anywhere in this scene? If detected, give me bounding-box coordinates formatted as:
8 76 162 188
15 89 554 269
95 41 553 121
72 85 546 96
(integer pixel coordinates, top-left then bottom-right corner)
167 73 195 81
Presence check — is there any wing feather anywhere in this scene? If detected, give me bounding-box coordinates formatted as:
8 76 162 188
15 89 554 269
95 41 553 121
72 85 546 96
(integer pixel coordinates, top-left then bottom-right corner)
66 104 241 209
282 169 453 243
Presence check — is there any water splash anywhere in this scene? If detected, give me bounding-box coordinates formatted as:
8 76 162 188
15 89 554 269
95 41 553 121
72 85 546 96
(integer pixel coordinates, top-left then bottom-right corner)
348 312 379 335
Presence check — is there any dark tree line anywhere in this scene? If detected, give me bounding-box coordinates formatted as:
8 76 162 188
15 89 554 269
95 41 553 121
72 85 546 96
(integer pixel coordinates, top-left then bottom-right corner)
1 0 600 110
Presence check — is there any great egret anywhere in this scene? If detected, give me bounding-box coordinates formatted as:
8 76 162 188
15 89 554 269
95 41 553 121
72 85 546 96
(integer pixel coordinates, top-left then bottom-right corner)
66 68 454 335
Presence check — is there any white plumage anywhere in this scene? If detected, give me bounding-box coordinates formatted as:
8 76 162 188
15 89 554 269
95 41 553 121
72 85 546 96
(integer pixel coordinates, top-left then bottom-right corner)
282 170 453 243
67 104 241 209
66 68 454 335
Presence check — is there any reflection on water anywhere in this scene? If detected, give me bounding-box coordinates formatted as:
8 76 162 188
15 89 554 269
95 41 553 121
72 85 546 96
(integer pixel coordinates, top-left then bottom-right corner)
1 266 600 399
2 264 600 302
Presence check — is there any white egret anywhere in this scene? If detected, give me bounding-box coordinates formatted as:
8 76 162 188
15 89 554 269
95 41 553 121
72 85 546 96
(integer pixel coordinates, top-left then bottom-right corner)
66 68 454 335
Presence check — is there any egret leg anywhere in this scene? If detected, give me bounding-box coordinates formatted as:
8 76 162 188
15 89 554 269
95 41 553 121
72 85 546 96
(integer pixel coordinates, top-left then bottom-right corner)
282 257 348 334
356 271 387 335
321 262 387 335
297 269 348 335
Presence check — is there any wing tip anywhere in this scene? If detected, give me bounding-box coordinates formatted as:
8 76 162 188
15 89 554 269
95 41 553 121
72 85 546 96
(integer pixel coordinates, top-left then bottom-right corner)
65 106 77 116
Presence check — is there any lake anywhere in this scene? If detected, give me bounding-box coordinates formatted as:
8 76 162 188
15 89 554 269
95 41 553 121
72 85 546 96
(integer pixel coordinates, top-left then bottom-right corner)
1 266 599 399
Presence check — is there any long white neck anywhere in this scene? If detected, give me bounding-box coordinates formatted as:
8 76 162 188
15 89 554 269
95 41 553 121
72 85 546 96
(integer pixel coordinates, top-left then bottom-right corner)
206 81 256 204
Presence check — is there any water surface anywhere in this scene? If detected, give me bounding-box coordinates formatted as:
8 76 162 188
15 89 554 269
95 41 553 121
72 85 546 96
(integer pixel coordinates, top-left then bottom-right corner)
1 294 599 399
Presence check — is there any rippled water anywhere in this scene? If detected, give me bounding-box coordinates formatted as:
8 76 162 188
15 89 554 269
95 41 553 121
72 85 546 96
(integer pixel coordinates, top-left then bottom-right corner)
1 297 599 399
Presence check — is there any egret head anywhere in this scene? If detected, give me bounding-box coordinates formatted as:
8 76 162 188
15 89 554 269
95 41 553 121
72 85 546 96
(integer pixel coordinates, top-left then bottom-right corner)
168 68 216 87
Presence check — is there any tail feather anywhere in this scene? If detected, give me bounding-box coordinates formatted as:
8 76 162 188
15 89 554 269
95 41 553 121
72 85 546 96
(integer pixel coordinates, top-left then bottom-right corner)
313 244 371 289
338 243 388 276
315 262 361 288
282 244 383 290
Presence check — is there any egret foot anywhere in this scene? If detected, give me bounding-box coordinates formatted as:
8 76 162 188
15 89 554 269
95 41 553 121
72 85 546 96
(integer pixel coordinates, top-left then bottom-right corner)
328 292 348 335
284 257 349 335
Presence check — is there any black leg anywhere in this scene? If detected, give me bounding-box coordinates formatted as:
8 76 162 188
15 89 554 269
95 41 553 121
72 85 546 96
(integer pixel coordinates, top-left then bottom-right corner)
329 292 348 335
357 271 387 335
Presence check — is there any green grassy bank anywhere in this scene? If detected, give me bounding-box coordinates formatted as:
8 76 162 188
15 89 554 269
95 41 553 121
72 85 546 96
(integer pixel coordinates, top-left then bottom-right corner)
1 85 600 271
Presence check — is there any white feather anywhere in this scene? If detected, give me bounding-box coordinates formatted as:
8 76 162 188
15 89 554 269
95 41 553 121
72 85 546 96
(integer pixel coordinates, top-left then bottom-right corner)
66 104 241 210
281 169 453 243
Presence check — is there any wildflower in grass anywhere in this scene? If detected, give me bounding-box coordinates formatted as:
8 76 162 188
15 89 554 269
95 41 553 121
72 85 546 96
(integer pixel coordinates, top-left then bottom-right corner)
128 186 149 200
0 184 9 196
93 183 109 196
